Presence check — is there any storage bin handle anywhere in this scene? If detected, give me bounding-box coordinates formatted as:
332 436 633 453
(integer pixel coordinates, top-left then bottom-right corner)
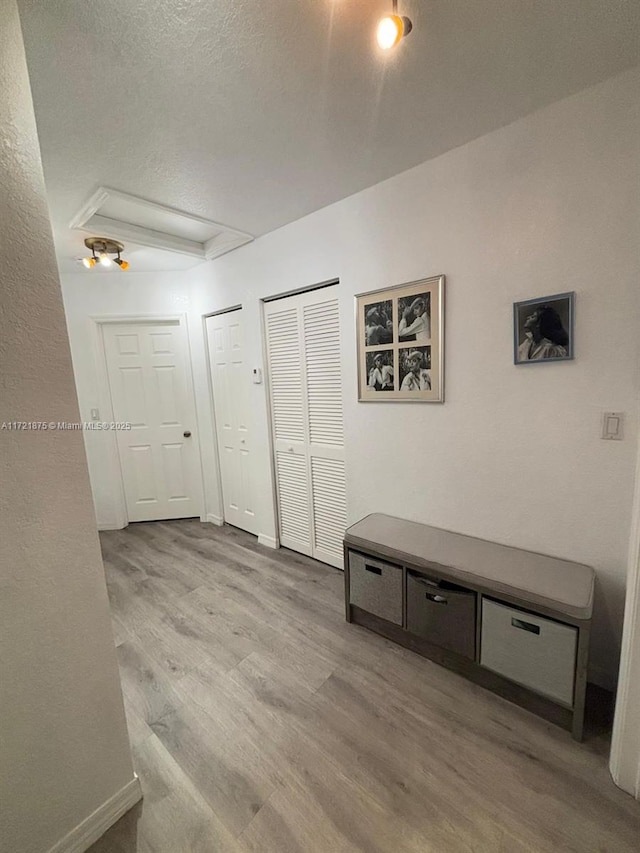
511 617 540 635
412 575 440 588
365 564 382 576
425 593 448 604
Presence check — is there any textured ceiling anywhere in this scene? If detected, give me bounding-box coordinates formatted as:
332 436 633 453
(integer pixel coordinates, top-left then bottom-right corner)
17 0 640 270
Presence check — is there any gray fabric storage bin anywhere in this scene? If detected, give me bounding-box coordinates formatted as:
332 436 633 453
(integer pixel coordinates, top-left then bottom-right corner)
349 550 402 625
481 599 577 707
406 572 476 659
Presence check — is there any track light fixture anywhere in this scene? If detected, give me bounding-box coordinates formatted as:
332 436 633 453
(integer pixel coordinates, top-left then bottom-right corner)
81 237 129 270
377 0 413 50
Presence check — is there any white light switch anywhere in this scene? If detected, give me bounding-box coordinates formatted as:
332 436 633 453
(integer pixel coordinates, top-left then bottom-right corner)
90 408 100 421
601 411 624 441
252 368 262 384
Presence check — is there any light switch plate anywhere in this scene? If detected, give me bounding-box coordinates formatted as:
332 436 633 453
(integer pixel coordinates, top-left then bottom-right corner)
252 368 262 384
601 411 623 440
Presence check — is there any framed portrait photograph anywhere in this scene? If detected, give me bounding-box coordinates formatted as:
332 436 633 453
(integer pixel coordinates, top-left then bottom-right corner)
514 292 575 365
357 275 444 402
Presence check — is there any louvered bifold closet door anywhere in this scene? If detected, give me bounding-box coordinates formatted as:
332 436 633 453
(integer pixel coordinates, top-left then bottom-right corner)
264 286 346 569
265 305 313 556
303 298 346 568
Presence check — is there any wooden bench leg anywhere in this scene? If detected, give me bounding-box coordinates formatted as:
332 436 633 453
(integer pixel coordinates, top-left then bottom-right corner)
571 625 590 741
344 544 352 623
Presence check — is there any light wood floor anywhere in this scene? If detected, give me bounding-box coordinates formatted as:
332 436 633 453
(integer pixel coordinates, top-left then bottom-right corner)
90 520 639 853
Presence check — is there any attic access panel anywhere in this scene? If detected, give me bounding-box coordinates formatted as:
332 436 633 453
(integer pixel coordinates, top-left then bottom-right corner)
70 187 253 261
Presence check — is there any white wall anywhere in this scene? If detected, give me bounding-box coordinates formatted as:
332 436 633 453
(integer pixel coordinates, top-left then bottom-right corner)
187 68 640 688
60 272 193 529
0 3 137 852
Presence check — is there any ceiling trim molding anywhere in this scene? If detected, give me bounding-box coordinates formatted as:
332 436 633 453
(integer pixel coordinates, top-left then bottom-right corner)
69 186 111 231
204 231 256 260
70 187 253 261
86 215 206 258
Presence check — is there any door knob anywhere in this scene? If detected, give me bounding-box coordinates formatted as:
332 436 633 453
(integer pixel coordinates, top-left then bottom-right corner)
183 430 191 437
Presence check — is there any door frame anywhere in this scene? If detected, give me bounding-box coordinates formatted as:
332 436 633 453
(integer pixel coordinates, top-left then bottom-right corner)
610 424 640 797
202 304 250 531
91 313 205 528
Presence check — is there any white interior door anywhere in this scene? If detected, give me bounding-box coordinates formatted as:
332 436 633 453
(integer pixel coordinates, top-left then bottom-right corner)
205 309 258 535
264 286 347 569
102 320 202 522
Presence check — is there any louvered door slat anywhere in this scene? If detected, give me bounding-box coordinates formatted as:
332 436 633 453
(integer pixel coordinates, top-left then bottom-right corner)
303 299 344 448
275 451 312 553
265 308 305 444
311 457 347 564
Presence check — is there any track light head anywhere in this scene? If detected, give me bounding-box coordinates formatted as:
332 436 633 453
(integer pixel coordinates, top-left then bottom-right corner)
376 1 413 50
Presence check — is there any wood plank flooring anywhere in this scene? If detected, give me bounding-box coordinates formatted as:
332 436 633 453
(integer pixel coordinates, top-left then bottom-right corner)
89 520 640 853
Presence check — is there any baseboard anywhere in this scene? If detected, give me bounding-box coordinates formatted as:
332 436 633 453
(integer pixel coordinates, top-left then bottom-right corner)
206 513 224 526
46 776 142 853
97 521 128 531
258 533 279 549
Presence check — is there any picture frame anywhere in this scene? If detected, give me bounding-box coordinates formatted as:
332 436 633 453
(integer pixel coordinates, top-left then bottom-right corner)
356 275 445 402
513 292 575 365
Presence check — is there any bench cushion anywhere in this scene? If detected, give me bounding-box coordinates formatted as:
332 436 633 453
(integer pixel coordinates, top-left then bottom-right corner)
345 514 594 621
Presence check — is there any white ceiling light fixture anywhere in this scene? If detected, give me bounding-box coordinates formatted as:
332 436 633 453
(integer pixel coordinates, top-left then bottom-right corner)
82 237 129 270
377 0 413 50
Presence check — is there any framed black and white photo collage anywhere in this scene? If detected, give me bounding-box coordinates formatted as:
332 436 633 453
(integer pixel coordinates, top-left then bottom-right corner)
356 276 444 402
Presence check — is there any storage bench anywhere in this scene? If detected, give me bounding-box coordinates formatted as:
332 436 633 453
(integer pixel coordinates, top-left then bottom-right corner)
344 513 595 740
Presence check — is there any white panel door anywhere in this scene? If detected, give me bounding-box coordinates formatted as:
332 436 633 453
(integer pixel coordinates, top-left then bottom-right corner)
206 310 258 535
102 321 202 522
264 287 346 569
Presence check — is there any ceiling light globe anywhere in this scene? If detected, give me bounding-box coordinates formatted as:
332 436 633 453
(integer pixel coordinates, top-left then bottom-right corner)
82 257 92 269
377 15 403 50
99 251 112 267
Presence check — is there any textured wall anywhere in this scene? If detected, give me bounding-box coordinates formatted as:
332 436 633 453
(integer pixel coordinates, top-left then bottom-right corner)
0 3 135 852
187 68 640 689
